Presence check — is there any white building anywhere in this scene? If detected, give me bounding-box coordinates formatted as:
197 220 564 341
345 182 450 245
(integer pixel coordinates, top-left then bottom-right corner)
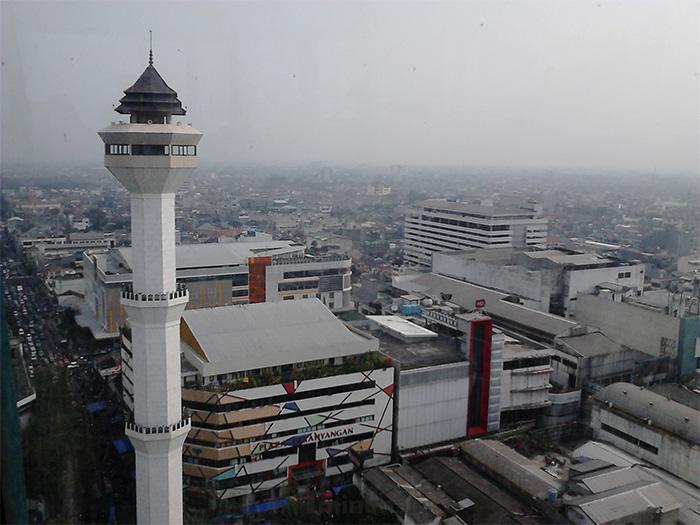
590 383 700 487
174 299 394 506
98 51 202 524
263 254 353 311
497 331 553 426
80 243 352 339
72 217 91 231
404 199 547 268
366 315 470 450
367 184 391 196
20 232 116 260
575 286 700 381
433 248 645 317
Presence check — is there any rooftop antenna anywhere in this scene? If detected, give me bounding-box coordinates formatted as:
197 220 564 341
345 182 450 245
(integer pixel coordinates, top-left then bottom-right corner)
149 30 153 65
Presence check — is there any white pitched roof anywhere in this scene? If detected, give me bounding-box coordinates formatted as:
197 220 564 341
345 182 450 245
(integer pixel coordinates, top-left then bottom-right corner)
182 299 377 376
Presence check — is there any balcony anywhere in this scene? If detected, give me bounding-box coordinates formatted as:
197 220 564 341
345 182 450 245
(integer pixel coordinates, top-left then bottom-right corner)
121 283 188 302
126 416 191 436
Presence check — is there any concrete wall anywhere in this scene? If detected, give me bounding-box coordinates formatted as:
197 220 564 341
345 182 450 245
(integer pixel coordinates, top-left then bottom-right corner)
582 347 652 387
395 362 469 450
500 367 550 411
575 294 680 358
433 253 550 311
678 316 700 380
104 285 123 333
538 390 581 427
565 264 644 317
185 278 232 310
590 404 700 486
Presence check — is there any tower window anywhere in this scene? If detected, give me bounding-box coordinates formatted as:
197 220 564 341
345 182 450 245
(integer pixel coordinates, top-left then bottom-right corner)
106 144 130 155
131 144 169 155
171 145 196 156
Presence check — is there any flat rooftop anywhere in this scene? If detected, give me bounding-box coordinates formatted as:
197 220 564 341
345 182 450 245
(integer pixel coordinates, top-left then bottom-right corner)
367 315 438 340
501 335 553 360
393 272 577 343
90 241 305 281
556 331 625 358
420 199 541 219
119 241 300 270
372 330 464 370
523 250 619 267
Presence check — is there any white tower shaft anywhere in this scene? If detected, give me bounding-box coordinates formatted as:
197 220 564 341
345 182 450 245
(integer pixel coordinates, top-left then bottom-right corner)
99 118 202 524
129 194 176 293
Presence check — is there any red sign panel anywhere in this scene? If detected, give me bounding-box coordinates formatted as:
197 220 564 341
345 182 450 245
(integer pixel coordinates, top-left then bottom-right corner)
475 298 486 309
248 256 272 303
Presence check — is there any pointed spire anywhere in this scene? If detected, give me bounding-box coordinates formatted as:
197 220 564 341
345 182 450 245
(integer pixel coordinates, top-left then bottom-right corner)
149 30 153 65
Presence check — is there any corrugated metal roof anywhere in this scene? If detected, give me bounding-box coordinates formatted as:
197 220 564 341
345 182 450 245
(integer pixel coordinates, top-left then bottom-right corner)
460 440 562 499
570 481 680 524
594 383 700 445
580 467 643 494
363 465 454 524
182 299 377 375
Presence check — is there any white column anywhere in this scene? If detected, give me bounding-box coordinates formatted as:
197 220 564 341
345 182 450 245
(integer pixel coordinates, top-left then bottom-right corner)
128 300 186 427
130 193 177 293
130 424 189 525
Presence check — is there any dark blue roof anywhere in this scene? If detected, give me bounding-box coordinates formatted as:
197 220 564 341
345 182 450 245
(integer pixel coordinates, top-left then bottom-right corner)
113 438 134 455
243 498 289 515
87 400 108 413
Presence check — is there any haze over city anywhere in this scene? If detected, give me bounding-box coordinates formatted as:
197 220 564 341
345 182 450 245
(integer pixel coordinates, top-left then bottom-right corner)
2 2 700 525
2 0 698 173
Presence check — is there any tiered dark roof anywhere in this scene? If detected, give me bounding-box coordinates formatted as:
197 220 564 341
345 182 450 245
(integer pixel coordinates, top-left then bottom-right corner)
115 62 185 118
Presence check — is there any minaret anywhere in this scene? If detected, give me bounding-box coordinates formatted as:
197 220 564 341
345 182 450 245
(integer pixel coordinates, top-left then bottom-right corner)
98 47 202 524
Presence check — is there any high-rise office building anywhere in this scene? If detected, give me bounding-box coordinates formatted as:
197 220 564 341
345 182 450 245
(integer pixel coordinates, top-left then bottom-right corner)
98 49 202 524
404 199 548 268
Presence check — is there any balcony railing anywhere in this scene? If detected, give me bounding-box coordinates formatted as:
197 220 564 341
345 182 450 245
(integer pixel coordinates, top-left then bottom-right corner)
272 255 350 266
126 417 191 436
121 283 188 302
188 351 390 393
423 309 458 328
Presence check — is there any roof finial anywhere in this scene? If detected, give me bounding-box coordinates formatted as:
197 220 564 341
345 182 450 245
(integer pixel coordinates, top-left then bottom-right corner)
149 30 153 65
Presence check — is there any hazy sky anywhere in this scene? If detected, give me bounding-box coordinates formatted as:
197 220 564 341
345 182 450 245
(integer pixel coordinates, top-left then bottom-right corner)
1 1 698 174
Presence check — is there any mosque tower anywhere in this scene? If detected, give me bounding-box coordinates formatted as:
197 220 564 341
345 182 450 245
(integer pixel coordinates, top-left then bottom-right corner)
98 45 202 524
